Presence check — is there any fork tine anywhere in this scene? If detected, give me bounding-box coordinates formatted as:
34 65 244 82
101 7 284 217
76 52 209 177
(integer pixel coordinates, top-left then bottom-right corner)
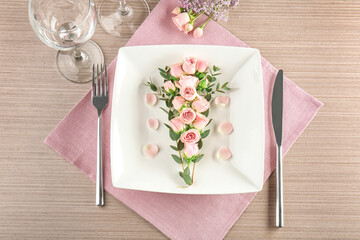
92 64 95 96
105 64 108 96
100 63 104 96
96 64 100 96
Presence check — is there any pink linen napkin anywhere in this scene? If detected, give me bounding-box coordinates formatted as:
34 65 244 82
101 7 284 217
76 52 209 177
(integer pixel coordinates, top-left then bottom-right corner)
45 0 323 239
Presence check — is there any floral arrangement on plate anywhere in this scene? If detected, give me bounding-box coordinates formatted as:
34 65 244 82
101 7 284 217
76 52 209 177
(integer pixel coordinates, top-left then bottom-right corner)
171 0 240 38
145 57 231 186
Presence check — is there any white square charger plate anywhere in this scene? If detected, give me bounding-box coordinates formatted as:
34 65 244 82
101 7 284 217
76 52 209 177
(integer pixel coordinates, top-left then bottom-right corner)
111 45 264 194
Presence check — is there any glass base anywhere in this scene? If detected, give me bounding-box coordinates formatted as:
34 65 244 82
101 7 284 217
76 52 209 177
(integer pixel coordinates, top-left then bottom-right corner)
99 0 150 38
56 40 104 83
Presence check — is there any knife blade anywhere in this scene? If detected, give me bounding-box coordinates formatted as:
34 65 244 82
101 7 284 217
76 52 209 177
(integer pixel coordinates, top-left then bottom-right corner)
271 69 284 227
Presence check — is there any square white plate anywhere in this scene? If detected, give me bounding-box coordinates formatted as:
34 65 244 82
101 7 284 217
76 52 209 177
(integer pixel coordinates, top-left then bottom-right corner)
111 45 264 194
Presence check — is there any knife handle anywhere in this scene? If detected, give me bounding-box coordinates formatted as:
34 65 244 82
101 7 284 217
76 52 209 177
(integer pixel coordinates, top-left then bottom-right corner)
276 144 284 227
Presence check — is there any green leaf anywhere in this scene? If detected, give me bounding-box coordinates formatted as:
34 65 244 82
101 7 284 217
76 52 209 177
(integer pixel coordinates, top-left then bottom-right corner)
208 84 215 88
198 79 207 89
169 129 180 141
223 87 230 90
198 73 206 80
221 82 228 88
173 109 179 116
205 94 211 101
207 75 216 82
216 83 220 90
205 119 213 127
201 129 210 139
184 167 190 176
177 141 184 151
206 88 212 92
179 172 192 185
198 139 203 149
165 100 171 107
170 145 178 151
217 90 225 93
160 107 169 114
213 65 220 72
150 84 157 92
158 68 166 73
164 123 172 130
160 72 168 79
171 154 182 164
168 110 175 120
203 109 209 117
193 154 204 163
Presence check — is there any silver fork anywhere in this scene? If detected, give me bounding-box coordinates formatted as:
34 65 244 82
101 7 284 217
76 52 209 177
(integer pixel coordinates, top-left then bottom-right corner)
92 64 108 206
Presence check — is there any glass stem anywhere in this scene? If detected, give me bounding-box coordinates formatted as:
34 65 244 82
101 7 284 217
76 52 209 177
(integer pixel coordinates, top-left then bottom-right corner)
73 49 83 61
119 0 129 15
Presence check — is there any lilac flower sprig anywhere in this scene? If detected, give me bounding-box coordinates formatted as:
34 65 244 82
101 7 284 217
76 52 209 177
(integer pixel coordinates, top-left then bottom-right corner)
172 0 239 38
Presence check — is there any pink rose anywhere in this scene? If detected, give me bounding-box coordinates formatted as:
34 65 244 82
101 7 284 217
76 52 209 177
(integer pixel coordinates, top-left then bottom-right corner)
183 23 193 34
164 81 175 92
170 63 184 78
193 113 209 129
182 57 197 74
179 75 199 87
193 27 203 38
170 116 186 133
172 7 182 15
192 96 210 112
172 96 186 110
180 129 201 144
196 59 208 73
180 108 196 124
183 143 199 158
172 12 190 31
180 85 197 101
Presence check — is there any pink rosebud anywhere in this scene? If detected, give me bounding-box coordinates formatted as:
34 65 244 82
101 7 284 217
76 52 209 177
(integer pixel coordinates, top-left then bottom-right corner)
218 121 233 135
180 85 197 101
182 57 197 74
184 143 199 158
193 27 204 38
174 81 181 89
164 81 175 92
192 96 210 113
216 146 232 160
214 95 230 107
180 108 196 124
196 59 208 73
170 63 184 78
143 144 159 158
172 96 186 110
172 12 190 32
179 75 199 87
183 23 193 34
172 7 182 15
145 93 157 106
148 118 159 130
180 129 201 144
193 113 209 130
170 116 186 133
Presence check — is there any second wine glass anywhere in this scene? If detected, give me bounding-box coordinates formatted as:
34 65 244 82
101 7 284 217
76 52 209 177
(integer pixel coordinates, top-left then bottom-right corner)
99 0 150 38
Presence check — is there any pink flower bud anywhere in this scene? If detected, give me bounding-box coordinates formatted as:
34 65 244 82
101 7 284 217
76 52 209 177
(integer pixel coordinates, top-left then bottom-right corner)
172 12 190 32
193 27 204 38
183 143 199 158
172 7 182 15
183 23 194 34
164 81 176 92
196 59 208 73
170 63 184 78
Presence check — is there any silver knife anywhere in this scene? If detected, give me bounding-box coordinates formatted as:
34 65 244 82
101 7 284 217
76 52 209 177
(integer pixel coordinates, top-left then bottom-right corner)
272 69 284 227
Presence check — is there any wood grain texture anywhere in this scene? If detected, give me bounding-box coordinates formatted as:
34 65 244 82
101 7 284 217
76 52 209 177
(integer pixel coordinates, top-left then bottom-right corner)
1 0 359 239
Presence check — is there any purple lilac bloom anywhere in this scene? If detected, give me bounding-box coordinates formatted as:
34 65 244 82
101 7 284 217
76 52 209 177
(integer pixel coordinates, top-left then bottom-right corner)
177 0 239 21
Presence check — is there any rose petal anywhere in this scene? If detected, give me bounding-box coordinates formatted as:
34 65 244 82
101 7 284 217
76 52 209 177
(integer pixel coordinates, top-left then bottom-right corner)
143 144 159 158
145 93 157 106
218 121 233 135
216 146 232 160
148 118 159 130
214 95 230 107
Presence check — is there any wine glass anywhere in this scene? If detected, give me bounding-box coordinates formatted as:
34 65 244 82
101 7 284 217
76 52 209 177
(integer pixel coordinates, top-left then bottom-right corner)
29 0 104 83
98 0 150 38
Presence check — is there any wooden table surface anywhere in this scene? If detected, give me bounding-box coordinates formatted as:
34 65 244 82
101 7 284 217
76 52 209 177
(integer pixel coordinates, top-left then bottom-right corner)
1 0 360 239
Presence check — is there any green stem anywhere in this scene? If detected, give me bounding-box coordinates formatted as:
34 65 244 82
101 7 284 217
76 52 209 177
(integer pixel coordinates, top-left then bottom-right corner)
191 11 204 23
200 13 214 29
175 140 185 171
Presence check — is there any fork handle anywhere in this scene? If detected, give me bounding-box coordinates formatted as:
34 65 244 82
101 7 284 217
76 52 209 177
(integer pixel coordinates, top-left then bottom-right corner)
276 144 283 227
96 115 104 206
